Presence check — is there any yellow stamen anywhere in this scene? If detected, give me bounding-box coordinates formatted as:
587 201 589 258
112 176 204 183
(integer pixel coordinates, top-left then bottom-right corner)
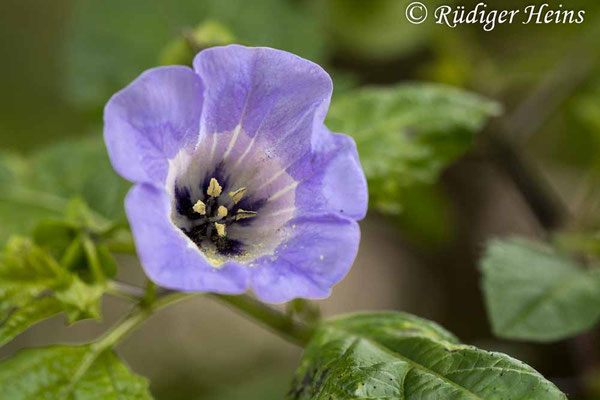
192 200 206 215
228 187 247 204
235 209 257 221
207 178 222 197
215 222 226 237
216 205 228 219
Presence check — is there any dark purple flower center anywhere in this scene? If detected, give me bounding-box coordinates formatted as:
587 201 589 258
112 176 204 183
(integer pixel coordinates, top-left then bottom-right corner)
173 173 262 257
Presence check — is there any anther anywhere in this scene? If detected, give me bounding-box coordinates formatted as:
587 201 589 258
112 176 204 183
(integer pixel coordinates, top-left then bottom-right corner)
216 205 228 219
192 200 206 215
228 187 247 204
207 178 222 197
215 222 226 237
235 209 258 221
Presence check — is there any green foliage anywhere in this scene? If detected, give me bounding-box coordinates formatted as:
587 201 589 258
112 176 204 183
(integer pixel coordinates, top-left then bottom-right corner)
31 138 130 221
0 346 153 400
0 144 123 337
0 238 105 345
0 135 130 244
481 238 600 342
159 20 236 66
319 0 445 61
326 83 501 215
288 312 565 400
0 297 63 346
0 153 58 244
554 231 600 259
63 0 325 108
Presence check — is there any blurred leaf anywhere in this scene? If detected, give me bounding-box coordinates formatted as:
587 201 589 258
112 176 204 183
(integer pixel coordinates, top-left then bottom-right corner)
32 219 77 261
31 138 130 222
0 153 59 243
0 135 130 244
319 0 445 61
288 312 565 400
395 183 455 245
327 83 501 214
481 238 600 342
0 297 63 347
0 346 153 400
159 20 236 66
63 0 325 108
553 231 600 260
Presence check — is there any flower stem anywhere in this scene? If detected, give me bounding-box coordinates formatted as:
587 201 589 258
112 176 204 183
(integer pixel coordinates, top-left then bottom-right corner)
212 294 314 347
106 280 147 300
98 290 195 349
105 282 315 346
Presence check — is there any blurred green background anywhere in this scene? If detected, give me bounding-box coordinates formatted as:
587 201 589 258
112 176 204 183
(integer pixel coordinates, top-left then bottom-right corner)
1 0 600 398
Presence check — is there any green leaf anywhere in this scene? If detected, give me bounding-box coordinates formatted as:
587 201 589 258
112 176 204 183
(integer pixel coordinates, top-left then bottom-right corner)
55 280 104 323
326 83 501 214
0 238 105 343
0 135 130 244
481 238 600 342
32 219 78 261
0 346 154 400
0 297 63 346
0 237 69 309
288 312 566 400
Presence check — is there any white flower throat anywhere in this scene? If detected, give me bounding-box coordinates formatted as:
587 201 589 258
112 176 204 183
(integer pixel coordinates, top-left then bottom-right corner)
167 127 300 267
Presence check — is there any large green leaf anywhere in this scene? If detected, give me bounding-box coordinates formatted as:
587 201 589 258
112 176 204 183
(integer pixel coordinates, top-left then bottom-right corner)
326 83 501 214
0 135 130 244
0 346 153 400
288 312 566 400
481 238 600 342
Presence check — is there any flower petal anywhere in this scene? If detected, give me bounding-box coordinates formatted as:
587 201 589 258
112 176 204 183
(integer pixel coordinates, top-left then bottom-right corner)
293 129 368 220
192 45 332 166
104 66 204 184
249 213 360 303
125 183 249 293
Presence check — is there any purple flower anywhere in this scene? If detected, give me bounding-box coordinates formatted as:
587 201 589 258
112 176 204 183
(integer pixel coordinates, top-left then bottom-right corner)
104 45 367 302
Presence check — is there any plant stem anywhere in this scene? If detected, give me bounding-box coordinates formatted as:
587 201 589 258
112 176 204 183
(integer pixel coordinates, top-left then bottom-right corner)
105 281 315 346
106 280 146 301
62 291 197 397
212 294 314 346
82 234 105 283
